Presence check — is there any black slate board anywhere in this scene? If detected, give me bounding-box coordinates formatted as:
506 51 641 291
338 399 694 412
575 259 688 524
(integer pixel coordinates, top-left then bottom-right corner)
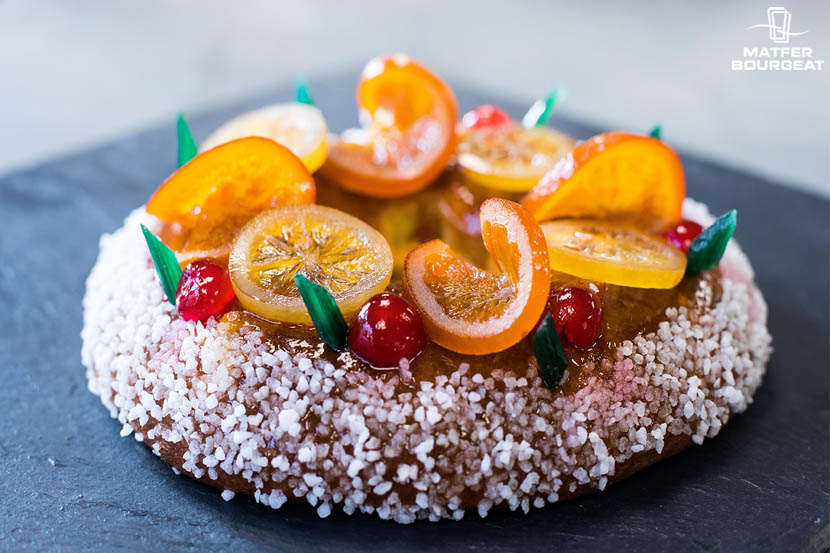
0 73 827 553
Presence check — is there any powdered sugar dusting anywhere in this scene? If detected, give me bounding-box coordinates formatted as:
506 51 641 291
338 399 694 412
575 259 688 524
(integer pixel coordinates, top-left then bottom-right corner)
81 199 771 523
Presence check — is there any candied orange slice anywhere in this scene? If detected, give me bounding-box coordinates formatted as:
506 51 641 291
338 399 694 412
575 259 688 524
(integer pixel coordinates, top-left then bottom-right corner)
200 103 328 173
456 124 575 192
320 54 457 198
541 219 687 289
403 198 550 354
147 137 315 262
521 132 684 229
229 205 393 324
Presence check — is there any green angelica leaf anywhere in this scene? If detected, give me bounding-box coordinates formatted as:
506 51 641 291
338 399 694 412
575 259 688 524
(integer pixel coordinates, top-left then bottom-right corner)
532 314 569 389
177 113 198 168
141 224 182 305
686 210 737 275
522 87 566 128
295 74 315 106
294 274 348 351
648 124 663 140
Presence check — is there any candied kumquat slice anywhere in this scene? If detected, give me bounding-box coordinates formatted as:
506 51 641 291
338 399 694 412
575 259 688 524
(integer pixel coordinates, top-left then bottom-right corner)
457 123 575 192
147 137 315 262
541 219 687 289
200 103 329 173
229 205 393 324
521 132 684 230
320 54 458 198
403 198 550 355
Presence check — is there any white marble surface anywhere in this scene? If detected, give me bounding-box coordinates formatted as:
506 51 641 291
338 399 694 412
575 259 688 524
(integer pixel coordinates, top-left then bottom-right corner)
0 0 827 195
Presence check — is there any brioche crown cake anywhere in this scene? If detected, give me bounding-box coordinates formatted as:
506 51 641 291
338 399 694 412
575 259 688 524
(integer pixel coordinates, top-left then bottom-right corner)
81 54 771 522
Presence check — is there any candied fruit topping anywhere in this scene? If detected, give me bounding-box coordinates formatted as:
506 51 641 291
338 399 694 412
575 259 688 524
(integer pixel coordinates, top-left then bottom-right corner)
348 293 427 368
176 259 236 323
662 219 704 253
548 287 603 349
461 104 511 130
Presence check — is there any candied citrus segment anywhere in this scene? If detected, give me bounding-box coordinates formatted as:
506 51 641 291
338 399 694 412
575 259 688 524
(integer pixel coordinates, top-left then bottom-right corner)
541 219 687 289
320 54 457 198
521 132 684 229
200 103 329 172
229 205 393 324
457 124 575 192
403 198 550 355
147 137 315 260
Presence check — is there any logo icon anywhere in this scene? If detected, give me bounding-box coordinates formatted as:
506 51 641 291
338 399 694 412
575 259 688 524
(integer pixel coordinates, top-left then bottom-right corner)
748 7 808 43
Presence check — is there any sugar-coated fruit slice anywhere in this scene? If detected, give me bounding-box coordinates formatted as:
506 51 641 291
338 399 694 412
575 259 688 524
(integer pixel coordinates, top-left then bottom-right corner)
457 120 575 193
540 219 687 289
147 137 315 263
320 54 458 198
229 205 393 324
403 198 551 355
522 132 684 229
200 103 329 173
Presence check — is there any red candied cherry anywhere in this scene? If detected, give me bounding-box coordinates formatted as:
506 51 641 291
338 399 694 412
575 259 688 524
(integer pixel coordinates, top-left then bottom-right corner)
662 219 704 253
348 292 427 368
461 104 511 130
547 287 603 349
176 259 236 322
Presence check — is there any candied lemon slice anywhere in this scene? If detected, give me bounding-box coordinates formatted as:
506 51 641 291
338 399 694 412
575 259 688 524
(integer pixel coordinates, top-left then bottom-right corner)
229 205 393 324
201 103 328 172
403 199 551 354
541 219 687 289
457 124 575 192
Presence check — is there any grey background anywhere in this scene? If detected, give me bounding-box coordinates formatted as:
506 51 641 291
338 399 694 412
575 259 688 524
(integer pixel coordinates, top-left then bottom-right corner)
0 0 828 196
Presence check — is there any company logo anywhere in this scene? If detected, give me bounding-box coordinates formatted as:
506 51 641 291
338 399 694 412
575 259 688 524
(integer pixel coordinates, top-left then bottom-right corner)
747 7 807 43
731 7 823 71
